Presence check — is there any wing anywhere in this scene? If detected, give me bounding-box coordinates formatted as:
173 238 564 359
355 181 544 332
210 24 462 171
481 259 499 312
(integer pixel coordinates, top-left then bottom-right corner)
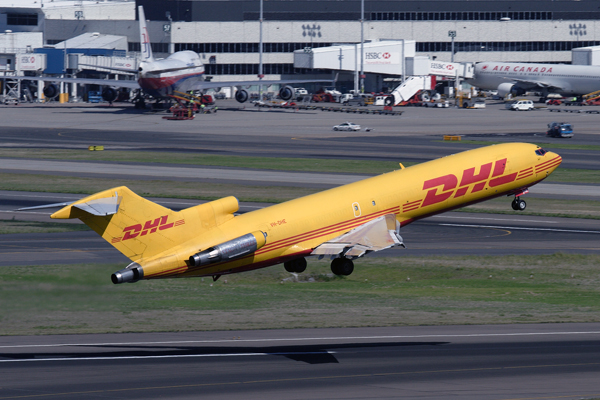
179 78 333 92
2 75 140 89
311 214 405 259
506 77 564 91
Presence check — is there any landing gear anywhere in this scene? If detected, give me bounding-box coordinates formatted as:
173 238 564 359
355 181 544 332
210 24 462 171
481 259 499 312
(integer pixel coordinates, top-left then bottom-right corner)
331 258 354 276
131 90 147 109
511 197 527 211
284 257 307 273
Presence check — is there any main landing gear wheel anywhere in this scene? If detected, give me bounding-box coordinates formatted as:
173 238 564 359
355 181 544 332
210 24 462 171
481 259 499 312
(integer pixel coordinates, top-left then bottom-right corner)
284 258 307 273
511 197 527 211
331 258 354 276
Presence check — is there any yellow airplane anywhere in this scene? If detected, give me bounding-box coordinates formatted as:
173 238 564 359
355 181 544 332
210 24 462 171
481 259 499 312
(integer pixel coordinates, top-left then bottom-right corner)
38 143 561 283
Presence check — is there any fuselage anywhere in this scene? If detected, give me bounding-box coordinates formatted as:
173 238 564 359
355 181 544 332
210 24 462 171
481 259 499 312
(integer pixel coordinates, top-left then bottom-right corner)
468 62 600 95
144 143 561 279
138 51 205 98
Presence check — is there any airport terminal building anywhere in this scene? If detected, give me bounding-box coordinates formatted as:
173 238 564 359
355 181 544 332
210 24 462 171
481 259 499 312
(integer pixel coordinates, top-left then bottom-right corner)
1 0 600 91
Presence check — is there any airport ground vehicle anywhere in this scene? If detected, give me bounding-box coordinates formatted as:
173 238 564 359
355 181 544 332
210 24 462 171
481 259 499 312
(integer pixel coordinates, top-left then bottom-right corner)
545 98 563 106
547 122 574 138
333 122 361 131
508 99 534 111
462 98 486 109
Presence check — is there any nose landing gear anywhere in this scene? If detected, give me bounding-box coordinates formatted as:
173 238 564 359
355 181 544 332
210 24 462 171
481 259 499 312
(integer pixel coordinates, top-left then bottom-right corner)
511 196 527 211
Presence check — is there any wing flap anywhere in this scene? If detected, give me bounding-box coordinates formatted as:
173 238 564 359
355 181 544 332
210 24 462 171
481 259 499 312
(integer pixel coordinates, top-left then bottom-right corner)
311 214 404 259
508 77 563 91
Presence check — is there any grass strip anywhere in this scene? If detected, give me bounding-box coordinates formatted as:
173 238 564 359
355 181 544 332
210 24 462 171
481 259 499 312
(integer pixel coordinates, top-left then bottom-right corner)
0 148 408 175
1 172 598 219
0 173 320 203
2 147 598 184
2 254 599 335
447 140 600 152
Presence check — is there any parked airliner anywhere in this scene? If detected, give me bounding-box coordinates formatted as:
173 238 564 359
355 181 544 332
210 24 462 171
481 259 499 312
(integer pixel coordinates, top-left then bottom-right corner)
5 6 328 107
468 61 600 100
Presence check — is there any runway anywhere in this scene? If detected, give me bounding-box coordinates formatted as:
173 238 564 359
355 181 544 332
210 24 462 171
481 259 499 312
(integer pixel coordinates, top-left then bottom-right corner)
1 101 600 171
1 191 599 267
1 101 599 399
1 324 600 399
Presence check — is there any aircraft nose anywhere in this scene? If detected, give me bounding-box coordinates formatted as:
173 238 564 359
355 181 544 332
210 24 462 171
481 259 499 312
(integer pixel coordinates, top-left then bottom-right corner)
539 150 562 176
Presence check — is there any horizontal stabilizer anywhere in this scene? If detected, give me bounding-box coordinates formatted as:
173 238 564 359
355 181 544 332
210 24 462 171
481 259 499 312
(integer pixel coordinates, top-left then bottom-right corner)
17 193 121 216
73 192 121 216
17 201 73 212
311 214 404 259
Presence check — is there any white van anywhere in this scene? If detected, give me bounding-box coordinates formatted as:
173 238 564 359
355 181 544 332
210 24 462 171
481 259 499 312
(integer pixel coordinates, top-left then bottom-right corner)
508 99 534 111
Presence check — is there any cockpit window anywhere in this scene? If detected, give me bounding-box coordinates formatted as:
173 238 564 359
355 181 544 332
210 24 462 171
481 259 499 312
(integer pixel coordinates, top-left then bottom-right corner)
535 148 547 156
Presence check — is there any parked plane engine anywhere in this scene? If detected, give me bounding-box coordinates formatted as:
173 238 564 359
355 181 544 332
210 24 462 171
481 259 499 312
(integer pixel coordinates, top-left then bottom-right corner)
43 84 59 99
279 85 294 101
101 87 119 103
497 82 526 98
235 89 249 103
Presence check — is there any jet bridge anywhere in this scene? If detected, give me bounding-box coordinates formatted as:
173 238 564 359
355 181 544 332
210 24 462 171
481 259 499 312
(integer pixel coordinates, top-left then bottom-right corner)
388 58 474 105
295 43 474 104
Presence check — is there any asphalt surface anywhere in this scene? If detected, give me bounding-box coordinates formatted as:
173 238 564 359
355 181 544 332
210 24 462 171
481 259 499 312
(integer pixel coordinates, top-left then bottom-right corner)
1 191 599 268
0 100 599 171
1 100 600 399
1 324 600 400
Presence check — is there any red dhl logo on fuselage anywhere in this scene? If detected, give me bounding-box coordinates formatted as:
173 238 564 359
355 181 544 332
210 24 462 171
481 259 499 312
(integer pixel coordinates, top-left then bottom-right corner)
420 158 516 208
111 215 185 243
408 154 561 213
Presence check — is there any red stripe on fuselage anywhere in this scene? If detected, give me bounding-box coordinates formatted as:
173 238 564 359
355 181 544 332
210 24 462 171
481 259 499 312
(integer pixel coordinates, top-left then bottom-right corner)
138 71 204 95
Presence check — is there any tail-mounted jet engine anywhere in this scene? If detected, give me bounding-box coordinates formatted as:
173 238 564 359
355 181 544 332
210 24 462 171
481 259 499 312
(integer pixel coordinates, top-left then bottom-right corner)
189 231 267 268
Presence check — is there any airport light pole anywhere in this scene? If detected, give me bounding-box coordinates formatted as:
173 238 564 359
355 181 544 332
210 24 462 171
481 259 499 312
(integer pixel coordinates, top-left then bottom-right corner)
448 30 456 63
360 0 364 93
258 0 264 100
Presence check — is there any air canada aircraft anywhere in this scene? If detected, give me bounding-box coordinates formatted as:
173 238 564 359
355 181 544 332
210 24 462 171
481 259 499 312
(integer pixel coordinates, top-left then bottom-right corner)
468 61 600 100
8 6 329 107
20 143 561 284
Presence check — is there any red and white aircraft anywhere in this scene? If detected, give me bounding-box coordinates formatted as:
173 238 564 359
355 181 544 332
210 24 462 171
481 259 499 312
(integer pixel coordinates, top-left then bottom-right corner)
8 6 329 106
468 61 600 100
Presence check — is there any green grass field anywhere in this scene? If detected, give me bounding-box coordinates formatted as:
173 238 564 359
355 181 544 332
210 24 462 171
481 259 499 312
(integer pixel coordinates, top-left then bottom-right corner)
2 254 599 335
0 148 598 183
1 145 598 335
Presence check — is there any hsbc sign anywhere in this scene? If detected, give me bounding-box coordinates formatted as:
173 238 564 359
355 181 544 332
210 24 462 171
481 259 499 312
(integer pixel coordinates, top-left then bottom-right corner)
365 51 399 65
429 61 460 77
15 53 46 71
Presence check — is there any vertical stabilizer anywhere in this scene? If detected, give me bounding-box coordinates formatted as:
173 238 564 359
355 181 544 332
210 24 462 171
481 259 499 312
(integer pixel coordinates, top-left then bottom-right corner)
138 6 154 63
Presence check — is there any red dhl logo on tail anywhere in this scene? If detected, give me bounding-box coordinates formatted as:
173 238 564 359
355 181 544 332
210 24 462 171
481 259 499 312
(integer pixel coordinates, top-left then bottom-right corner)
111 216 185 243
421 158 517 207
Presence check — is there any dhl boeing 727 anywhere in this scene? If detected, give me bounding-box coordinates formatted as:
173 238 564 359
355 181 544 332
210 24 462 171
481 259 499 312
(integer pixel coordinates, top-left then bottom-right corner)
23 143 561 283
